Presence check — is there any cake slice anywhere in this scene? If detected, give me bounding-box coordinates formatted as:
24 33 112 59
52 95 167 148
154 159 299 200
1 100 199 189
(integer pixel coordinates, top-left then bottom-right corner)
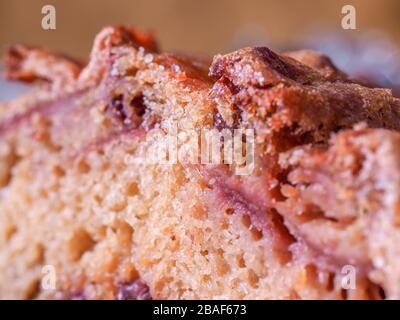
278 127 400 299
1 26 400 299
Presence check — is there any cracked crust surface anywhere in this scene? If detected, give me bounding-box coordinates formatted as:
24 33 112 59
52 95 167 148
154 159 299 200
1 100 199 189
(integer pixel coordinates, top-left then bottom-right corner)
1 26 400 299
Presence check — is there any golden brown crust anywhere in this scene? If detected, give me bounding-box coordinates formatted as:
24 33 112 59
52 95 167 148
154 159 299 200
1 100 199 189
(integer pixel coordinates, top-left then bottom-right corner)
78 26 159 86
2 26 400 300
3 45 84 85
283 49 347 81
3 26 158 90
209 47 400 153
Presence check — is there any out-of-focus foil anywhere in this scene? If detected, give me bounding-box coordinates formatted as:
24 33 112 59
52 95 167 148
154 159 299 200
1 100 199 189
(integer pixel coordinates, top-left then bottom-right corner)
304 31 400 97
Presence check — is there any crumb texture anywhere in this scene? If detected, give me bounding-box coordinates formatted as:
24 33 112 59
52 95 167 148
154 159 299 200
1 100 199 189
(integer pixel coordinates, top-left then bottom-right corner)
0 26 399 300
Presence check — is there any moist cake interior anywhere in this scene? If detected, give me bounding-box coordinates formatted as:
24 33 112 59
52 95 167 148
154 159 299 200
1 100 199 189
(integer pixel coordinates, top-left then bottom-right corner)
0 26 399 299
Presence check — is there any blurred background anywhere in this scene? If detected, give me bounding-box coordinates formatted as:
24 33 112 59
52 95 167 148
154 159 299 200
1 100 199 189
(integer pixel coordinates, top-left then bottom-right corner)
1 0 400 99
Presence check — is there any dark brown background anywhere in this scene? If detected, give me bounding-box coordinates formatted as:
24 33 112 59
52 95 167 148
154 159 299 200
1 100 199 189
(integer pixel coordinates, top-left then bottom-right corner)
0 0 399 58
